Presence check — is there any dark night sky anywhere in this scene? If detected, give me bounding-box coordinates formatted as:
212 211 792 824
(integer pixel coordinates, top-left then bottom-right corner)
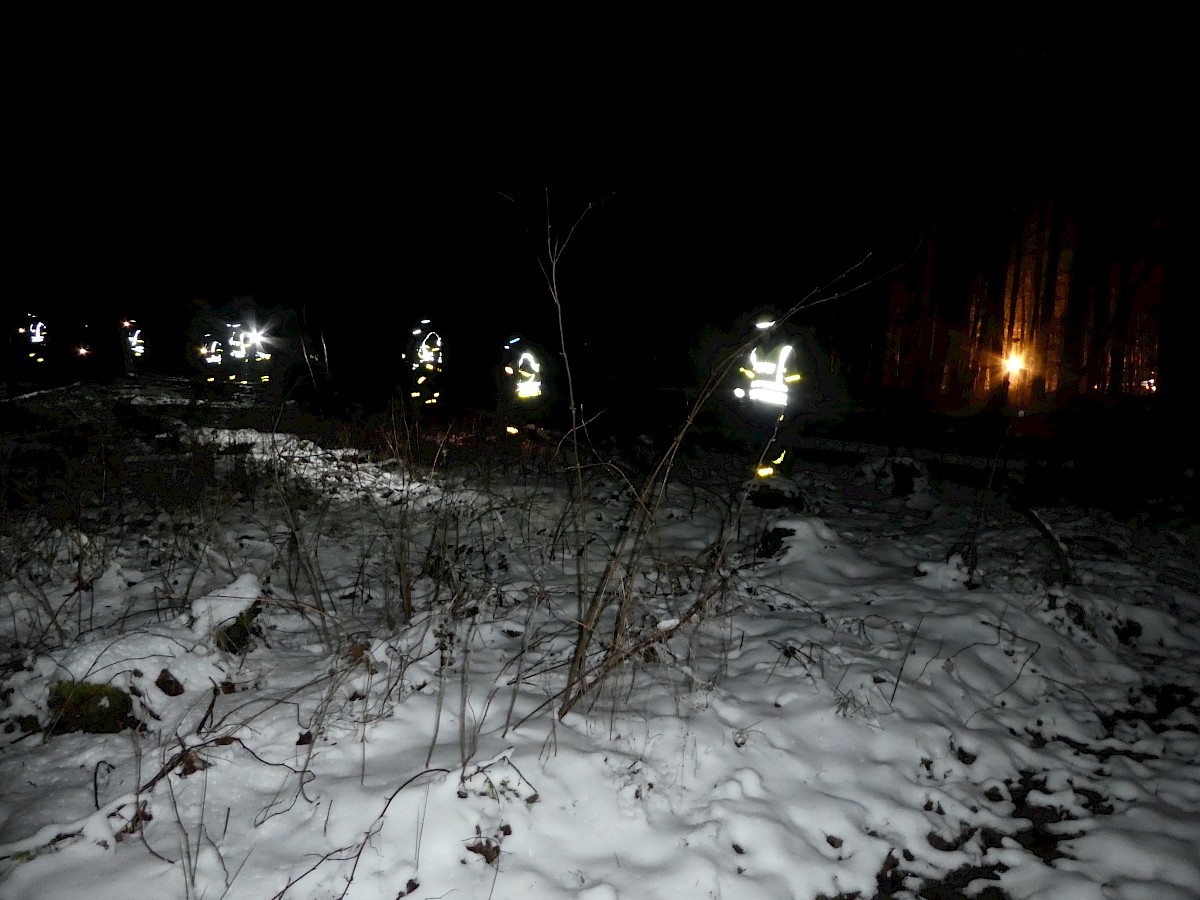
10 36 1184 402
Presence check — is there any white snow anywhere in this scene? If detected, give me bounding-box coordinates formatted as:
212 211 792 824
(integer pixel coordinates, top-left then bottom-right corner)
1 383 1197 900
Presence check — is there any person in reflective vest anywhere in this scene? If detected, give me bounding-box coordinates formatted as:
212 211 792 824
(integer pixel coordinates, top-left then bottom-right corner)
20 314 49 367
122 319 145 368
403 318 444 409
497 334 553 432
733 310 803 479
222 322 272 384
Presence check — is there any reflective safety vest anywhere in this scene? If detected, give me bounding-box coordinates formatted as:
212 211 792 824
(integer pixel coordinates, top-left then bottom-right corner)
501 336 544 402
735 343 801 408
126 327 145 358
22 316 47 363
415 331 442 368
227 325 270 363
507 350 542 399
406 322 444 405
200 336 223 364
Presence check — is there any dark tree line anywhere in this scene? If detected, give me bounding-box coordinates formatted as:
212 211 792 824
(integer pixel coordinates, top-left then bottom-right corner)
841 188 1177 420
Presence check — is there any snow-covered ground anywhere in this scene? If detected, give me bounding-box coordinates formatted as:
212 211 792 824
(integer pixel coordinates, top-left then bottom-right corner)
1 380 1198 900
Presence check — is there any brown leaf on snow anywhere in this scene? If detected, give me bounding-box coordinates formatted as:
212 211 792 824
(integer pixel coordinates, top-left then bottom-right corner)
466 839 501 865
156 669 185 696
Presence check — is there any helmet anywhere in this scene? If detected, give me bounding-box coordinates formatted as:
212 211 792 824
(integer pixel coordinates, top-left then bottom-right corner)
751 308 779 332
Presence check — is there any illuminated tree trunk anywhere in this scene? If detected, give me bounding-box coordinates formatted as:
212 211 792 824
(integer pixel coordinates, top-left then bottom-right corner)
1069 203 1118 396
1106 252 1156 398
1032 198 1067 399
991 196 1075 407
870 190 1166 412
1038 199 1067 400
1001 203 1032 404
973 201 1021 399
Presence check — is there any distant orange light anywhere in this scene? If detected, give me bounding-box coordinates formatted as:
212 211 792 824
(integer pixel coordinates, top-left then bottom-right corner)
1005 353 1023 376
